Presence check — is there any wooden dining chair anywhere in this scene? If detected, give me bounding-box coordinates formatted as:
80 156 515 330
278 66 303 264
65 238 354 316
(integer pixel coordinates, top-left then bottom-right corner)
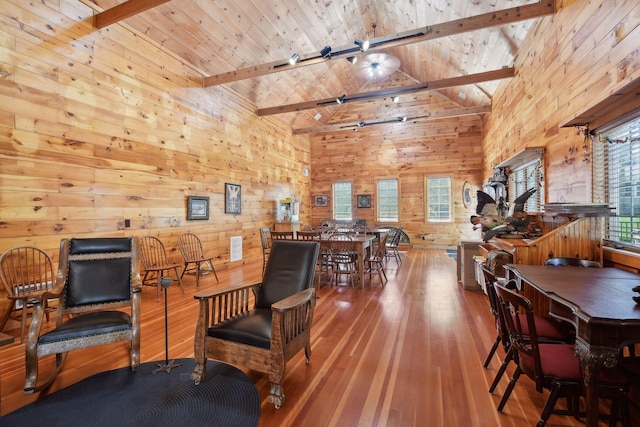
178 232 218 288
260 227 272 275
0 246 56 344
328 233 359 288
364 232 388 286
139 236 184 301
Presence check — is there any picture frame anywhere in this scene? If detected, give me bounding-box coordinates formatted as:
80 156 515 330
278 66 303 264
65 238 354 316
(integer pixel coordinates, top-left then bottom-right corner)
314 194 329 207
357 194 371 208
225 183 242 214
187 196 210 220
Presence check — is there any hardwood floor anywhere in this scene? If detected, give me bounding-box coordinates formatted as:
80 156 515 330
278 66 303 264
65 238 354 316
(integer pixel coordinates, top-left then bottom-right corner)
0 248 636 426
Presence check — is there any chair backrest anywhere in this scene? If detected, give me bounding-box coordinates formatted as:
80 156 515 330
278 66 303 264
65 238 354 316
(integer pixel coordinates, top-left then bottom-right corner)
270 231 294 240
60 237 139 311
494 283 544 391
297 230 320 241
178 233 204 261
0 246 56 299
139 236 170 269
544 257 601 268
374 233 389 258
260 227 272 250
256 240 320 309
352 226 371 235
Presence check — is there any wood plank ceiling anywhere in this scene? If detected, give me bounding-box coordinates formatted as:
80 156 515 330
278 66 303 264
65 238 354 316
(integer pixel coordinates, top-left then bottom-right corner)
82 0 554 134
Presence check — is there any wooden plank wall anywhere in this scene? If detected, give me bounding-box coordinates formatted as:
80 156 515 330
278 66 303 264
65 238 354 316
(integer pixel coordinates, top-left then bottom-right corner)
0 1 311 272
483 0 640 204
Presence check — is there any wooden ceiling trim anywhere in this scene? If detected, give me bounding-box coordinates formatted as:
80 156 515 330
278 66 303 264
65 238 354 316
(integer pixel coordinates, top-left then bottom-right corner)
94 0 174 29
292 105 491 135
203 1 554 87
258 68 514 116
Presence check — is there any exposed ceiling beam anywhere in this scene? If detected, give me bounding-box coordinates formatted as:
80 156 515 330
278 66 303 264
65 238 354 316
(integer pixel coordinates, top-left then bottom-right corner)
292 105 492 135
257 68 514 116
204 1 554 87
94 0 173 29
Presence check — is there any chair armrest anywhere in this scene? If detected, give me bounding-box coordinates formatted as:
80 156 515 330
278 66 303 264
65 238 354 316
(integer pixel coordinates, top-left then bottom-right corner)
194 282 261 326
271 288 315 312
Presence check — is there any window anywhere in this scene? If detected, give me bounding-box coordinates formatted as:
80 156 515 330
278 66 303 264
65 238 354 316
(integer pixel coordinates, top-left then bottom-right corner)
332 181 352 220
425 176 451 222
377 178 399 222
593 113 640 247
507 159 544 211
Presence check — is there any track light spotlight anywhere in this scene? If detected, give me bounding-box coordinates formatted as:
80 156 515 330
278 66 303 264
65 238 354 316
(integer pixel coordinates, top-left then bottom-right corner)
358 121 365 127
398 116 407 122
288 53 300 65
392 96 399 103
336 94 346 105
320 45 332 58
354 39 370 52
346 56 358 64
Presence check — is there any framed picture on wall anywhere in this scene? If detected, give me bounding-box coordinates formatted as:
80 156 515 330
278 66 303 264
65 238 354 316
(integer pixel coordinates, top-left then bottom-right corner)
187 196 210 220
225 183 242 214
357 194 371 208
314 195 329 207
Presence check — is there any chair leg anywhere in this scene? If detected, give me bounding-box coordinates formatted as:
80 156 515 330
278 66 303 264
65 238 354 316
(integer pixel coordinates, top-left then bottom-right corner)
489 346 514 393
208 260 219 282
537 379 563 427
173 267 185 294
484 334 501 367
497 366 521 412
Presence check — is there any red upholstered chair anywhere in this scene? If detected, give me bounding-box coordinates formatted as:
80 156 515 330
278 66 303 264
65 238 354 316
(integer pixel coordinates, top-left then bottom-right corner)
191 240 320 408
494 284 630 426
481 268 571 394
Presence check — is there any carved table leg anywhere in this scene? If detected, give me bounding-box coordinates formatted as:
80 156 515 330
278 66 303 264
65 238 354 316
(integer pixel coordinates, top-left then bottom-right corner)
574 339 619 427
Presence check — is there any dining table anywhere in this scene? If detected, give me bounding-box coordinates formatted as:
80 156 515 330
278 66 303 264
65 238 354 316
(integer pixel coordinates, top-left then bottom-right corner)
320 234 376 287
504 263 640 427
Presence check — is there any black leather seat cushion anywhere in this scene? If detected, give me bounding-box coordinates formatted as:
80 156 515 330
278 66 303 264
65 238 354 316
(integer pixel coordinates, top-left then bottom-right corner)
39 310 131 344
208 308 272 349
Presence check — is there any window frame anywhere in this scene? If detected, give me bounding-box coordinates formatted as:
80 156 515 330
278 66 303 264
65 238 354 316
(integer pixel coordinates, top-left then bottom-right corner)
593 111 640 249
424 175 452 223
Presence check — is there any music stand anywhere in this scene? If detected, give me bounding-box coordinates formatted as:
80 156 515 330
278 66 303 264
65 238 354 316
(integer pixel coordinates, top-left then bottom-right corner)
154 276 182 374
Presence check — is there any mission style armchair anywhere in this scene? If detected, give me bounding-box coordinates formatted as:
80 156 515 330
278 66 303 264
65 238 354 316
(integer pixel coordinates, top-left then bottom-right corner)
24 237 141 394
191 240 320 408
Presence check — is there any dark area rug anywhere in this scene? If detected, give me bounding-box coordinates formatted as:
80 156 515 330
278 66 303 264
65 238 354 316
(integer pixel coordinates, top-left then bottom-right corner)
1 358 260 427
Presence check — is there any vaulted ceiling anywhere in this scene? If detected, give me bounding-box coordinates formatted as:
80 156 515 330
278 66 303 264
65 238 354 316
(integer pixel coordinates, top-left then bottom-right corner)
82 0 555 134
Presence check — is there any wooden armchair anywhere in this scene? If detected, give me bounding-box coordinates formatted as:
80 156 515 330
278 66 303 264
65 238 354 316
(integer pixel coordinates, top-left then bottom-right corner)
191 240 320 408
24 237 141 394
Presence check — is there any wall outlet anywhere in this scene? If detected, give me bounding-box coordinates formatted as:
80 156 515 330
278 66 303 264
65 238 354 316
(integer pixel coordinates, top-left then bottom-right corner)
124 219 131 228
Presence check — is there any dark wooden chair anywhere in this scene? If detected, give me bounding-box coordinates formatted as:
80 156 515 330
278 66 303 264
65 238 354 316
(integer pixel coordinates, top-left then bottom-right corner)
0 246 56 344
191 240 320 408
494 284 630 426
482 267 572 394
178 232 218 287
23 237 142 394
328 233 359 288
544 257 602 268
385 225 403 265
139 236 184 301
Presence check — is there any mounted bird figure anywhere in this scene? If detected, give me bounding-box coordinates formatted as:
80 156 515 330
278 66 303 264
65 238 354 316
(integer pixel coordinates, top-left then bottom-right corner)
470 188 537 242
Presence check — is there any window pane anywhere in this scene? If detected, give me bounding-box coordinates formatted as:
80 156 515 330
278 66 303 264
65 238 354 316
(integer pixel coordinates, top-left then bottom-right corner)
377 179 399 222
426 176 451 222
333 181 352 220
508 159 543 211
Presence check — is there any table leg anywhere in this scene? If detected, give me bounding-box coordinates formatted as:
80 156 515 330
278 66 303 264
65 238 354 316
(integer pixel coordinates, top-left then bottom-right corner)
575 339 619 427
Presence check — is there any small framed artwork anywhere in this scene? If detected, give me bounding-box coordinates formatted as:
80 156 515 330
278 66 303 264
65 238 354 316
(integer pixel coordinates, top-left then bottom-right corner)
187 196 210 220
314 195 329 207
357 194 372 208
225 183 242 215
